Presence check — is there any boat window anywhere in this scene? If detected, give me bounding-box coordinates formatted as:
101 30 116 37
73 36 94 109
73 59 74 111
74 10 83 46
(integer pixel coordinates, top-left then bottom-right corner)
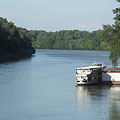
88 77 91 81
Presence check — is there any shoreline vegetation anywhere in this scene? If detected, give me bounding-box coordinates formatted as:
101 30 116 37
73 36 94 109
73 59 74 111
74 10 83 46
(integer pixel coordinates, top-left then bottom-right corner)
0 17 35 63
0 17 109 63
28 30 108 51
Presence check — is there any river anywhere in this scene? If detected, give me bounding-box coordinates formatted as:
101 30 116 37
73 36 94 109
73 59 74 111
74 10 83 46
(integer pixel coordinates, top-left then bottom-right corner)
0 49 120 120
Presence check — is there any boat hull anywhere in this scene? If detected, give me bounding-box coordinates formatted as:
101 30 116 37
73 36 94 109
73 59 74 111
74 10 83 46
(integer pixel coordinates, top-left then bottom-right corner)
76 81 101 85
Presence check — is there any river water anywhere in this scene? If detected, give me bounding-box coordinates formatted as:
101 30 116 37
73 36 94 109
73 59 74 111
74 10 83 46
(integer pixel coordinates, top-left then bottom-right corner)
0 50 120 120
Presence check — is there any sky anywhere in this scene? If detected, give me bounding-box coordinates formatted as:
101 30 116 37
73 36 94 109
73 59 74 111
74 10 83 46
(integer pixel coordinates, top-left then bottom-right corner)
0 0 119 32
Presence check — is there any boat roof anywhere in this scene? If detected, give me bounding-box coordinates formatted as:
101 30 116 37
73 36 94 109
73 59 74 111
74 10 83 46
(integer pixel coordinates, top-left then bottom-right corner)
76 65 105 70
76 62 106 70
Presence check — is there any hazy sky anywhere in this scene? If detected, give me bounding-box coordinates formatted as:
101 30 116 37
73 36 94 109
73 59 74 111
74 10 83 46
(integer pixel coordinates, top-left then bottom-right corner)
0 0 119 31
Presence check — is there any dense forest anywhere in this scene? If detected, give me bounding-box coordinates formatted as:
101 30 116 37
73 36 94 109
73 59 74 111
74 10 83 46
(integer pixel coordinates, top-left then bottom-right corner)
28 30 108 51
0 17 35 62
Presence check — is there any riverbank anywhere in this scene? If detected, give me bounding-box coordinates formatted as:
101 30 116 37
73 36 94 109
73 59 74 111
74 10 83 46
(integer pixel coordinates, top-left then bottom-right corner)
0 17 35 63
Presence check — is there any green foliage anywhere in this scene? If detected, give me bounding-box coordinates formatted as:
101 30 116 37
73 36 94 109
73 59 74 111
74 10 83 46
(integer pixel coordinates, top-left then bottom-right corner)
99 0 120 67
28 30 107 51
0 17 35 62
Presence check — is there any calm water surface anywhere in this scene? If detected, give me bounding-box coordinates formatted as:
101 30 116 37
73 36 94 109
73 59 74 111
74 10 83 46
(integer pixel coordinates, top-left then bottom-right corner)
0 50 120 120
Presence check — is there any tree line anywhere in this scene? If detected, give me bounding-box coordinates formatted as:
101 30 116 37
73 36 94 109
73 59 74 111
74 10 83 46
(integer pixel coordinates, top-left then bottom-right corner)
28 30 108 51
0 17 35 62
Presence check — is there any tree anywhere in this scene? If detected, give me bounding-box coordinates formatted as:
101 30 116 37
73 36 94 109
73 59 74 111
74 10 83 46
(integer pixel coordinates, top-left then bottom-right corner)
100 0 120 67
0 17 35 62
113 0 120 23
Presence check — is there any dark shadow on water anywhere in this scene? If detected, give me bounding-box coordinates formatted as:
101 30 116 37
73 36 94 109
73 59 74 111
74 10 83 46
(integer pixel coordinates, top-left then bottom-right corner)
0 55 35 65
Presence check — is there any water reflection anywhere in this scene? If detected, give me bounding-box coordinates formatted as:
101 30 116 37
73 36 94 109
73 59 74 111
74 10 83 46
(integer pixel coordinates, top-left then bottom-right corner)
76 85 120 120
109 86 120 120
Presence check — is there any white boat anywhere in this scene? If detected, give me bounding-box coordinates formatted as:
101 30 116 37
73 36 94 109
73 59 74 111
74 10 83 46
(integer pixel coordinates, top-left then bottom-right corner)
76 63 106 85
76 63 120 85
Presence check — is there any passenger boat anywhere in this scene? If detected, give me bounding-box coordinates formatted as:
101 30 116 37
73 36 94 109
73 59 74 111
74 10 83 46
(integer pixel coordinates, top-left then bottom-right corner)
76 63 120 85
76 63 106 85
